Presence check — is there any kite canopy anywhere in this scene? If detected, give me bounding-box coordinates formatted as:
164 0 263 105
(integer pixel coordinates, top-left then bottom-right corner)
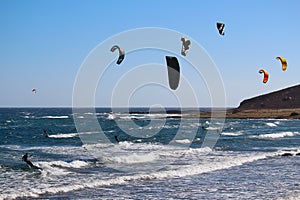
166 56 180 90
111 45 125 65
259 69 269 83
276 56 287 71
181 36 191 56
216 22 225 35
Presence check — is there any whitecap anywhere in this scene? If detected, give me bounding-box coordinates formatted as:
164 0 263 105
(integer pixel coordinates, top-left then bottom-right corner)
266 122 277 127
221 132 243 136
41 116 69 119
175 139 191 144
48 133 77 138
251 132 299 139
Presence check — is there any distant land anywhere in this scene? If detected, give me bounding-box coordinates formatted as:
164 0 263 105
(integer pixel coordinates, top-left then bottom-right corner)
130 84 300 119
179 84 300 119
236 84 300 110
216 84 300 119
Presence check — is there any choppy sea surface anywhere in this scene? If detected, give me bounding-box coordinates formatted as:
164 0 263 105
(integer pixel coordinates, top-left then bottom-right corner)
0 108 299 200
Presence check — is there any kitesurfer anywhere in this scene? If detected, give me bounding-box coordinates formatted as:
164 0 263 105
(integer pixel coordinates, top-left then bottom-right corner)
43 129 49 138
114 135 120 143
22 153 42 170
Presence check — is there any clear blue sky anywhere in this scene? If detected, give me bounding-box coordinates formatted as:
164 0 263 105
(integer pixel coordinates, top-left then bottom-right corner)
0 0 299 107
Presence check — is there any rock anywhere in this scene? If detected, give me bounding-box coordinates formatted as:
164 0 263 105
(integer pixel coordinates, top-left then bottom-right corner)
290 112 299 116
280 153 294 157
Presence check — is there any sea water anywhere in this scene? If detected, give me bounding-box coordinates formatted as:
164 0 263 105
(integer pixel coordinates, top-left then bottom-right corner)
0 108 299 199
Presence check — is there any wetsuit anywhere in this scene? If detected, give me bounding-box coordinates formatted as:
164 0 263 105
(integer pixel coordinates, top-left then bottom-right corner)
22 153 34 168
114 136 120 143
43 129 49 138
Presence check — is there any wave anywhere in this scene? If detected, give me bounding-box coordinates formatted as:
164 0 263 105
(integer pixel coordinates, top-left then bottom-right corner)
250 132 299 139
221 132 243 136
40 160 89 169
204 127 221 131
104 152 159 164
266 122 277 127
276 149 300 157
41 116 69 119
0 151 276 199
107 113 116 120
174 139 191 144
106 113 183 120
23 116 35 119
22 115 69 119
48 133 77 138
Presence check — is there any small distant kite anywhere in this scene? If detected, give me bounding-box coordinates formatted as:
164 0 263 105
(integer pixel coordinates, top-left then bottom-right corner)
259 69 269 83
276 56 287 71
166 56 180 90
32 88 37 93
110 45 125 65
216 22 225 36
181 36 191 56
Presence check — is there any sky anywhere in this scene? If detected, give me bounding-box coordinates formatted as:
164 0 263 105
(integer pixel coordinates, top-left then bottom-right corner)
0 0 299 107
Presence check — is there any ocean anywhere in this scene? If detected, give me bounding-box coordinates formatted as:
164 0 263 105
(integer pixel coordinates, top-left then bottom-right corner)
0 108 299 199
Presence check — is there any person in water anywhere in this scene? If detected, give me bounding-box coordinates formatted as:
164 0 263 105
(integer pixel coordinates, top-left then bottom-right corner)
114 135 120 143
22 153 42 170
43 129 49 138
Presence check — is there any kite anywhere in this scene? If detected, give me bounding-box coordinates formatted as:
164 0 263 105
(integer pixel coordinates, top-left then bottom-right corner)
216 22 225 36
181 36 191 56
259 69 269 83
276 56 287 71
111 45 125 65
32 89 37 93
166 56 180 90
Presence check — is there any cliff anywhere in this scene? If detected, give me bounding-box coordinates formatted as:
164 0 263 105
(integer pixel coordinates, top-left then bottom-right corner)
237 84 300 110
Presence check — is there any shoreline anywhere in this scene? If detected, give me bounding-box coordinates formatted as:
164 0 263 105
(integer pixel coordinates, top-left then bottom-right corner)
1 107 299 119
180 108 300 119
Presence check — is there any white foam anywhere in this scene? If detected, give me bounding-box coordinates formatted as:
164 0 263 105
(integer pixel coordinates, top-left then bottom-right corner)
184 147 212 154
276 192 300 200
107 152 159 164
221 132 243 136
251 132 299 139
35 160 91 177
48 133 77 138
41 116 69 119
1 146 281 200
1 151 275 199
204 127 221 131
107 114 116 120
23 116 35 119
266 122 277 127
175 139 191 144
49 160 89 168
